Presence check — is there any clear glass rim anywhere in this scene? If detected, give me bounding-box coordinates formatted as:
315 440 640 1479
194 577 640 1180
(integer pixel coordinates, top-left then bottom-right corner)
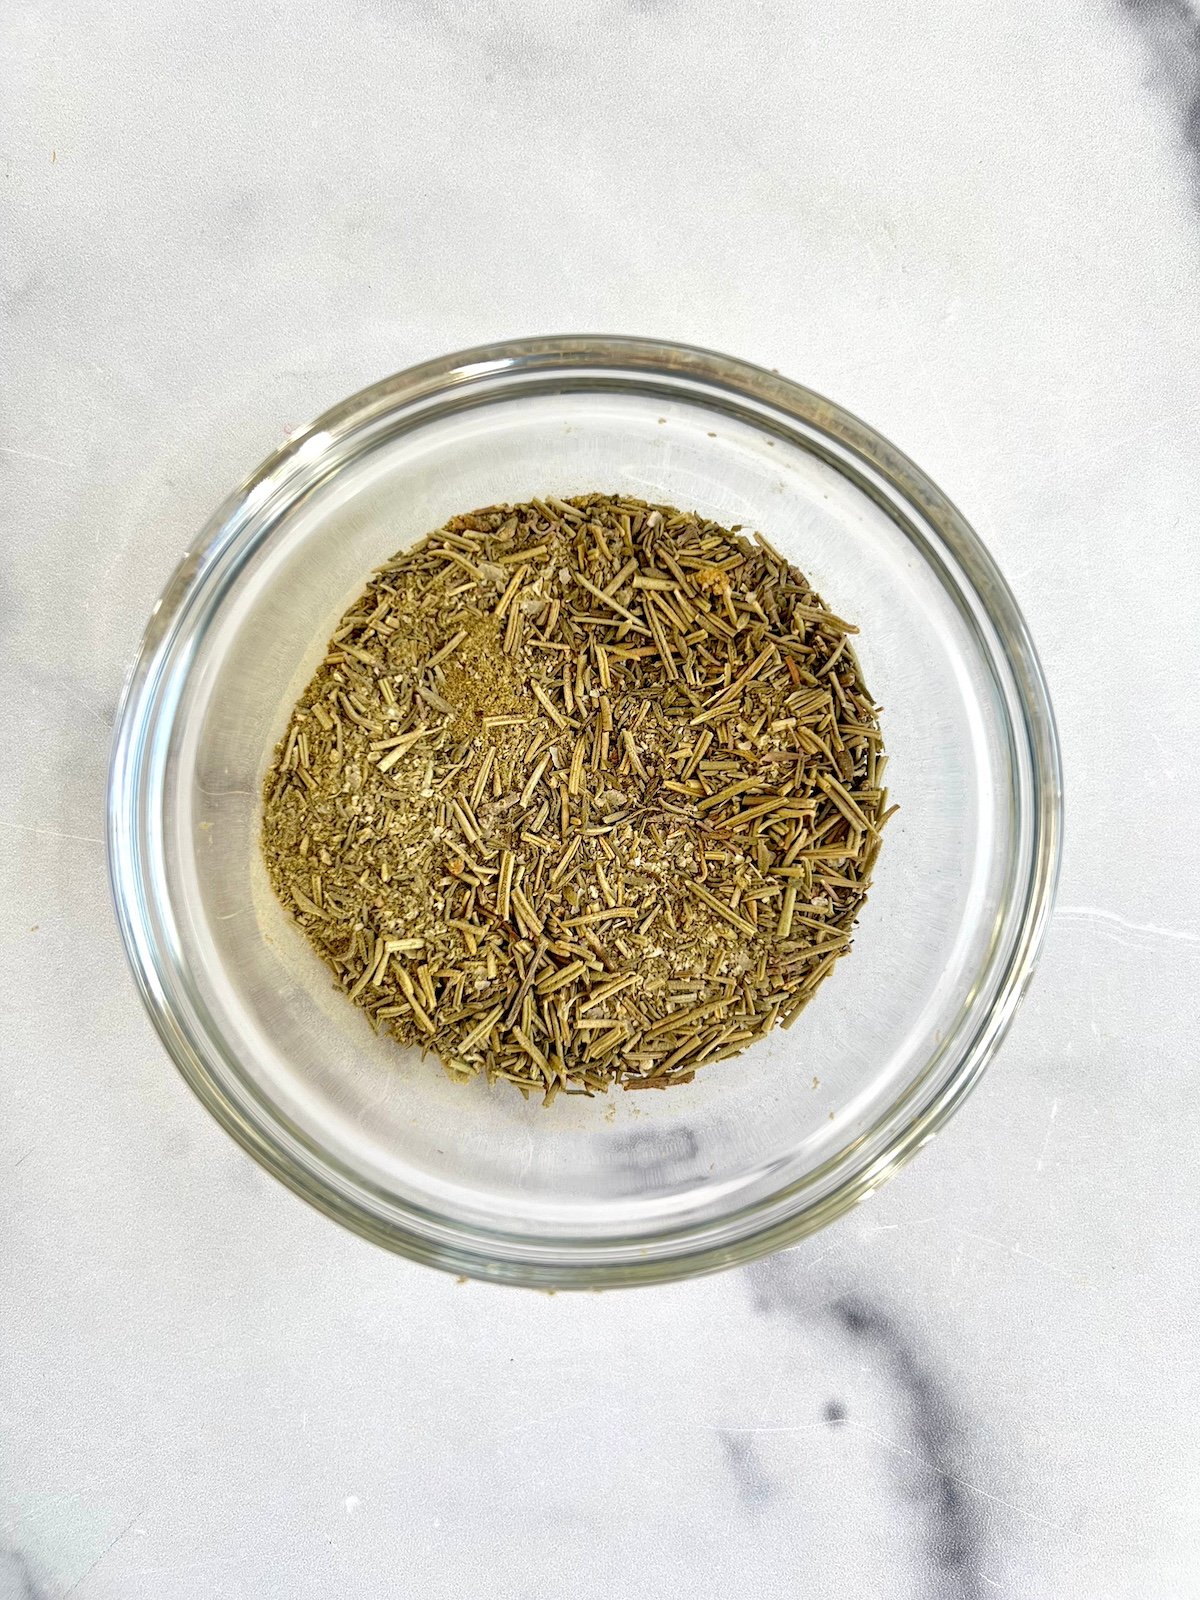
107 335 1064 1288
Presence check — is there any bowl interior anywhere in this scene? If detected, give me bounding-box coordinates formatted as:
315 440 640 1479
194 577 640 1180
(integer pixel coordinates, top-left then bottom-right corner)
144 370 1019 1264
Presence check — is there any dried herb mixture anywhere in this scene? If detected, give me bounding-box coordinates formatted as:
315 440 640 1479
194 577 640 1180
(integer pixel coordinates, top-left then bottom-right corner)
262 494 892 1102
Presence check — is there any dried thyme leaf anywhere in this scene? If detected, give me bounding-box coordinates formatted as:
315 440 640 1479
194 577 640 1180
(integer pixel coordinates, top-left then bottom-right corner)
261 494 891 1101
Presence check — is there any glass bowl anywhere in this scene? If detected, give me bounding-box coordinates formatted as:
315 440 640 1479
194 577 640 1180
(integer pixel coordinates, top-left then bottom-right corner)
107 336 1062 1287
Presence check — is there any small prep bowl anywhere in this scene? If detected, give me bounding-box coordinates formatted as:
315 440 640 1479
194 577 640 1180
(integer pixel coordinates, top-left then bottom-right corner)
108 336 1062 1287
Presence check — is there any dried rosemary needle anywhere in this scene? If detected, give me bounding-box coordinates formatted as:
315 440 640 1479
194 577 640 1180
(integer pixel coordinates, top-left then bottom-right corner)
261 495 893 1103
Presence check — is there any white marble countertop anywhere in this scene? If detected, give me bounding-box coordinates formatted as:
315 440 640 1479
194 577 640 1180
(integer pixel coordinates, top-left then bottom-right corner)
5 2 1200 1595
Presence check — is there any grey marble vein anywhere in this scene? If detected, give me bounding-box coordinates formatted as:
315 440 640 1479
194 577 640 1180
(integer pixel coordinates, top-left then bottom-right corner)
750 1258 993 1600
1121 0 1200 189
0 1550 50 1600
